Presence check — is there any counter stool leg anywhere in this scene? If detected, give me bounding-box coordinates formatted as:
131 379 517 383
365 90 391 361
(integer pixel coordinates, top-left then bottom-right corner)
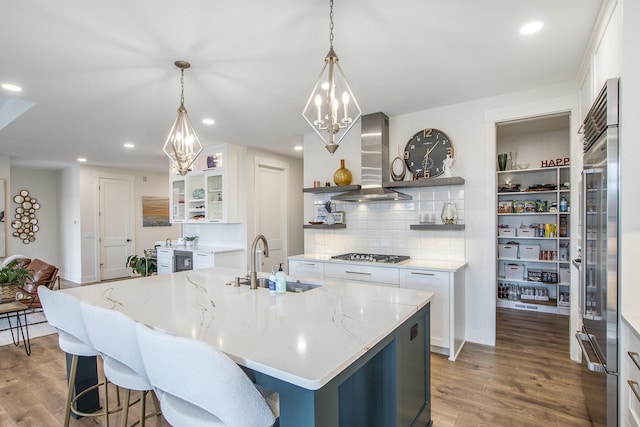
64 355 80 427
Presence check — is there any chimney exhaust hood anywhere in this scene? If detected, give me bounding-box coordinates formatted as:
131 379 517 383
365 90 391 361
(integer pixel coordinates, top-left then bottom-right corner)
331 112 411 203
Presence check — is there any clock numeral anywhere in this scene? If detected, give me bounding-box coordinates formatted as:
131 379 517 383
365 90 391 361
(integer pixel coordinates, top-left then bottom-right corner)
423 129 432 138
446 147 453 156
423 170 430 178
403 151 410 160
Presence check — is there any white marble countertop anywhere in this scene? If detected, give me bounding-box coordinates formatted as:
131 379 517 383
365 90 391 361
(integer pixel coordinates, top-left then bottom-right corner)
623 314 640 337
156 245 242 254
62 267 433 390
289 253 467 272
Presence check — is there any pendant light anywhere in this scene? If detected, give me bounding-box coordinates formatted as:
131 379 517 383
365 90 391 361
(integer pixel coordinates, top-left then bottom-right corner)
163 60 203 176
302 0 361 154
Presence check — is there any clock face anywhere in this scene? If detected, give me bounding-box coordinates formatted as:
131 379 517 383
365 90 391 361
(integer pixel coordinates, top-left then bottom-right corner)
403 128 454 178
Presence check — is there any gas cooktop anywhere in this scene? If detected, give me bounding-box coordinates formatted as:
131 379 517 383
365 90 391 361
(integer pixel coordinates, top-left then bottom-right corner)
330 253 411 264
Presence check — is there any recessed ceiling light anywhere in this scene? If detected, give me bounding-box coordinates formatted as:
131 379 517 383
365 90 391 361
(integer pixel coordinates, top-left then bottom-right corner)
520 21 544 35
124 143 135 149
77 157 87 162
202 118 215 125
1 83 22 92
294 145 303 151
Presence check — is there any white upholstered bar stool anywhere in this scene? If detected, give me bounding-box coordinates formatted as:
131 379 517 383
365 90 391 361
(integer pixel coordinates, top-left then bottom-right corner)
135 322 279 427
80 302 161 427
37 286 115 427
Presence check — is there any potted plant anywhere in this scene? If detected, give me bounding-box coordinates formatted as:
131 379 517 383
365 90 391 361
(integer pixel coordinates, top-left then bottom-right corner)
0 260 34 288
125 249 157 277
183 236 197 247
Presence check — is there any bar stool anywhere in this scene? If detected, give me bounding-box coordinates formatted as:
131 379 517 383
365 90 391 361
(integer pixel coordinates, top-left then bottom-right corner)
80 302 161 427
37 286 117 426
136 322 279 427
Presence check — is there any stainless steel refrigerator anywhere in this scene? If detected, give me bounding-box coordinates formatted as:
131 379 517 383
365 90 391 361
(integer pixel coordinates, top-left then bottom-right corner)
576 77 619 427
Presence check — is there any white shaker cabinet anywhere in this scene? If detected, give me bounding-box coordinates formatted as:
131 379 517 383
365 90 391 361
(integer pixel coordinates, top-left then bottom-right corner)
157 248 173 275
289 260 324 280
193 251 214 270
324 263 399 287
399 268 465 361
623 317 640 427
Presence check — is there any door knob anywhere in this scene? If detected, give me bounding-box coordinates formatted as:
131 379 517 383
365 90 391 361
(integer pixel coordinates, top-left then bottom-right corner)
126 239 132 242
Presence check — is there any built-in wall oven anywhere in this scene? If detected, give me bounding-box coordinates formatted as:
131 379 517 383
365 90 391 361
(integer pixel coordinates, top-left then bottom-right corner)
173 250 193 272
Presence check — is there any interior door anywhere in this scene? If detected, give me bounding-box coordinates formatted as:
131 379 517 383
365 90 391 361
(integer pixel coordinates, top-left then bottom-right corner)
99 177 133 280
255 160 287 273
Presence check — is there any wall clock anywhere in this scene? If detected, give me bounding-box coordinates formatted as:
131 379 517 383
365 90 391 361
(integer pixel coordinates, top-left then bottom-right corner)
403 128 454 178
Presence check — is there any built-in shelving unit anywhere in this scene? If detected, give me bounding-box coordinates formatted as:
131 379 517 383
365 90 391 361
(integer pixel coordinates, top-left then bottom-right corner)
302 224 347 229
496 165 571 315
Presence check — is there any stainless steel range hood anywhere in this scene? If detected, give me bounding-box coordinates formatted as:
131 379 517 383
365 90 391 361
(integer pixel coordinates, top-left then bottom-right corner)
332 112 411 202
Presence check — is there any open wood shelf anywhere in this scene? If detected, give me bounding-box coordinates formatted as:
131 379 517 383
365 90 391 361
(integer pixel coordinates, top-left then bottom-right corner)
302 224 347 229
409 224 465 231
303 185 361 194
383 176 465 188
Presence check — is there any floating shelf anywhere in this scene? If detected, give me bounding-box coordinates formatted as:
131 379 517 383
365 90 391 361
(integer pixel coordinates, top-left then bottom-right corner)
303 224 347 229
383 177 465 189
409 224 465 231
303 185 361 194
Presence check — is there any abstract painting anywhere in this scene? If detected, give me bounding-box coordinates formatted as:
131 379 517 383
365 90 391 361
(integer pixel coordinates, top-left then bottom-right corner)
142 196 171 227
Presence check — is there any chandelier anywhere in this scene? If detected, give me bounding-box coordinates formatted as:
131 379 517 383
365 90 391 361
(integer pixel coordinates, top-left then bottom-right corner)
163 60 203 176
302 0 361 154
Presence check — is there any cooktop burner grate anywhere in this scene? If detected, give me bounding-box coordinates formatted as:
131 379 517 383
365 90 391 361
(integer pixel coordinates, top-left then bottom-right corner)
330 253 411 264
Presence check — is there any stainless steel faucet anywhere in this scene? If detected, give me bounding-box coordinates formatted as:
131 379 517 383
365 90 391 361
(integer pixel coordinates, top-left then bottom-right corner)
165 238 172 247
249 234 269 289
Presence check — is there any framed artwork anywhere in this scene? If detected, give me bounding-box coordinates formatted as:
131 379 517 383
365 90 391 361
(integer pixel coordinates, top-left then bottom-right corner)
142 196 171 227
329 211 345 224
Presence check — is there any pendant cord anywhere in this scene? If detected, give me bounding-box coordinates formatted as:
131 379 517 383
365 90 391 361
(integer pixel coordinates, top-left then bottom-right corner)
180 68 185 106
329 0 334 49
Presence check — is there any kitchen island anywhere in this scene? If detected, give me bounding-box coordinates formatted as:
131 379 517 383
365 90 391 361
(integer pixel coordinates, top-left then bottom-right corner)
63 267 434 426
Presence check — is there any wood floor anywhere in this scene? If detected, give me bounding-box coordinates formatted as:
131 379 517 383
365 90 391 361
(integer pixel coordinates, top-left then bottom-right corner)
0 308 590 426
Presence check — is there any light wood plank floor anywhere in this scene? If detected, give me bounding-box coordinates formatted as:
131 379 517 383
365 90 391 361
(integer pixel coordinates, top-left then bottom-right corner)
0 307 590 426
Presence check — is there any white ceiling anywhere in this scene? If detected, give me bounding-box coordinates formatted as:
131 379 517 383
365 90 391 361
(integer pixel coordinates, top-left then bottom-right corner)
0 0 603 173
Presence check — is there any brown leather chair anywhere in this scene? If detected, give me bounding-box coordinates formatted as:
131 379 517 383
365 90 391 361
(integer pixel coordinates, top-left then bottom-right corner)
19 259 60 308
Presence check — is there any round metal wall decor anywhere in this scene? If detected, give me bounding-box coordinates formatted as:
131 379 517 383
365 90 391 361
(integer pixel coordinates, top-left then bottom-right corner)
11 189 40 243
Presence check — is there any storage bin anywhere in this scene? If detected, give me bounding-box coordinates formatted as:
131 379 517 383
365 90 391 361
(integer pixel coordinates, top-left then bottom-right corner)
527 268 543 282
498 227 515 237
516 227 535 237
498 244 518 259
505 264 524 280
519 244 541 260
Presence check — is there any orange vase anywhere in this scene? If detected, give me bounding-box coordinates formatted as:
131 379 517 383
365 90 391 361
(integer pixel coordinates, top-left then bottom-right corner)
333 159 352 186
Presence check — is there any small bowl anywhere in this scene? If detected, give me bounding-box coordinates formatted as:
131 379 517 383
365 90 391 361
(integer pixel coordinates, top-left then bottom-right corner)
518 163 530 169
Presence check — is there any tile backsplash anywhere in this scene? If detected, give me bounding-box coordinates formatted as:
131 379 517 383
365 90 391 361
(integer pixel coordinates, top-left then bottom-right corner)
304 185 465 261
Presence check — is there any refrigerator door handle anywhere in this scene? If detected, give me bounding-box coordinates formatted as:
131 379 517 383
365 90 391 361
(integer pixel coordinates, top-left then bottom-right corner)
576 332 607 373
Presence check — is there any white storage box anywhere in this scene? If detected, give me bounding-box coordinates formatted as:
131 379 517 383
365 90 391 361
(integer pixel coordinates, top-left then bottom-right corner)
498 227 515 237
504 264 524 280
519 244 541 260
560 267 570 284
498 244 518 259
517 227 535 237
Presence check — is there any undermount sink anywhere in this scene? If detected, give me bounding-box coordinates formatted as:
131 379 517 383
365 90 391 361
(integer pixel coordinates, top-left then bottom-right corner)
238 277 321 293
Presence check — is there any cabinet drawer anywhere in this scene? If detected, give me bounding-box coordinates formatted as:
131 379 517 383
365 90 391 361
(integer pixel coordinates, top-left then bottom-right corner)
156 248 173 265
324 263 399 286
629 349 640 427
289 260 324 280
193 252 214 270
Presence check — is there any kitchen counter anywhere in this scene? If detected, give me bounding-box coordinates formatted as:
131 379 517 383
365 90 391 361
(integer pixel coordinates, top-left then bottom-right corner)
62 267 433 426
289 253 467 272
623 314 640 336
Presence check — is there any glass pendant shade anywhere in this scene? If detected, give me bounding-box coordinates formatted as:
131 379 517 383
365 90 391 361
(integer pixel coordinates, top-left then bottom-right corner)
163 61 203 176
302 48 361 154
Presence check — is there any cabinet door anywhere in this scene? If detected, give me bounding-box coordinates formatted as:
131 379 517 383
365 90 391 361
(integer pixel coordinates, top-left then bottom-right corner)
626 323 640 427
193 252 214 270
400 270 450 349
206 171 224 222
289 260 324 280
157 249 173 275
170 179 186 222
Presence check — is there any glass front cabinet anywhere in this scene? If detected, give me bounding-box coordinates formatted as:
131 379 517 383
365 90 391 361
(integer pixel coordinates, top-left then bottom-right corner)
169 144 239 224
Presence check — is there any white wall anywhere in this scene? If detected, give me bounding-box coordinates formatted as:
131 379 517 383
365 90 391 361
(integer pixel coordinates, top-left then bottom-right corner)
6 167 60 265
0 156 10 257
